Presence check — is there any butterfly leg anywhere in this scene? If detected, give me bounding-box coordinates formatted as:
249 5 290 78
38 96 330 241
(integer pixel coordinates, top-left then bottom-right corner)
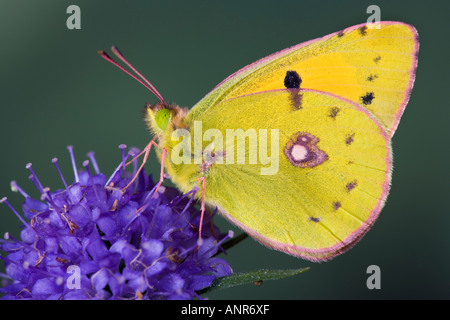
134 146 168 216
152 146 167 196
122 136 162 192
198 176 206 243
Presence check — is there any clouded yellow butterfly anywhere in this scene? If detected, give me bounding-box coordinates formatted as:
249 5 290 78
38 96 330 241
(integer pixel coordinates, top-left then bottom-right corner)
100 21 419 261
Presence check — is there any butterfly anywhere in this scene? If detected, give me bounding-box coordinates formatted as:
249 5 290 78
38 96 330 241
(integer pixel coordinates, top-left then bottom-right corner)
99 21 419 262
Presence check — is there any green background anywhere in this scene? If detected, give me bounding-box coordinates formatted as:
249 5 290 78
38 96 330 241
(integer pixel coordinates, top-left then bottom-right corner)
0 0 448 299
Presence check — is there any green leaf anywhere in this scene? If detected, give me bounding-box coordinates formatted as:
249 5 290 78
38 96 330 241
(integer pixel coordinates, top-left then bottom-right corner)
200 267 310 294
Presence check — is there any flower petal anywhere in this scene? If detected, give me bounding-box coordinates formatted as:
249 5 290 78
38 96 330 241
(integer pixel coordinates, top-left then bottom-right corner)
32 278 61 297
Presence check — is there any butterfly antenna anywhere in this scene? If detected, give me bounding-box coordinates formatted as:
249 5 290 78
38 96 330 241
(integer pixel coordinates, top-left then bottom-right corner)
110 46 165 104
98 48 166 104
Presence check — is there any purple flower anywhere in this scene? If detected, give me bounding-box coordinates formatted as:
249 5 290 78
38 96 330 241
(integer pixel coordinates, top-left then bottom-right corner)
0 145 233 300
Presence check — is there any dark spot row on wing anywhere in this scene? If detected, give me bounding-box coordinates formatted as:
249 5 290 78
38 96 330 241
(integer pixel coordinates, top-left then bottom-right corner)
360 92 375 105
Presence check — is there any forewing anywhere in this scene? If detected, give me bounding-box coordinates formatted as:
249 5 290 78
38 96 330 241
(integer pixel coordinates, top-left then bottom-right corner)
188 22 418 137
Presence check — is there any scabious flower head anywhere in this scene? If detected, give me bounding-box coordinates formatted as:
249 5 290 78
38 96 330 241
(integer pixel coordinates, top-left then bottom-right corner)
0 145 233 299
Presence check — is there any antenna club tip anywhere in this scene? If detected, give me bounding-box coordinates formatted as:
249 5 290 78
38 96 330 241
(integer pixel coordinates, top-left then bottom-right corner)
111 46 121 53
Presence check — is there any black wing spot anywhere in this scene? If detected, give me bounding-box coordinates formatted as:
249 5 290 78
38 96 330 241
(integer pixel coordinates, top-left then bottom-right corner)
333 202 341 211
374 55 381 63
346 180 358 192
346 133 355 145
359 26 368 36
284 70 302 89
367 74 378 82
329 107 340 119
360 92 375 105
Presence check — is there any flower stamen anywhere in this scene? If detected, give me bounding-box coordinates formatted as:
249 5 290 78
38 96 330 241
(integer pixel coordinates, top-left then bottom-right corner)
1 197 34 232
67 145 80 183
10 181 29 198
86 151 100 175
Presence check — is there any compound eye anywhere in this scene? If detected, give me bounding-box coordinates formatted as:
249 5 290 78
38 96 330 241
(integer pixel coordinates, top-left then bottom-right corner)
155 108 171 130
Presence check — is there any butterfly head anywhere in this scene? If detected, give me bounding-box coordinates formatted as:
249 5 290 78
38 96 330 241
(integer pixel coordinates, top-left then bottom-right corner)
143 102 189 137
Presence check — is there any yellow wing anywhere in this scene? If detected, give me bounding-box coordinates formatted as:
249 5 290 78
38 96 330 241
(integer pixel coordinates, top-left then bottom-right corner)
188 22 419 138
189 90 392 261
